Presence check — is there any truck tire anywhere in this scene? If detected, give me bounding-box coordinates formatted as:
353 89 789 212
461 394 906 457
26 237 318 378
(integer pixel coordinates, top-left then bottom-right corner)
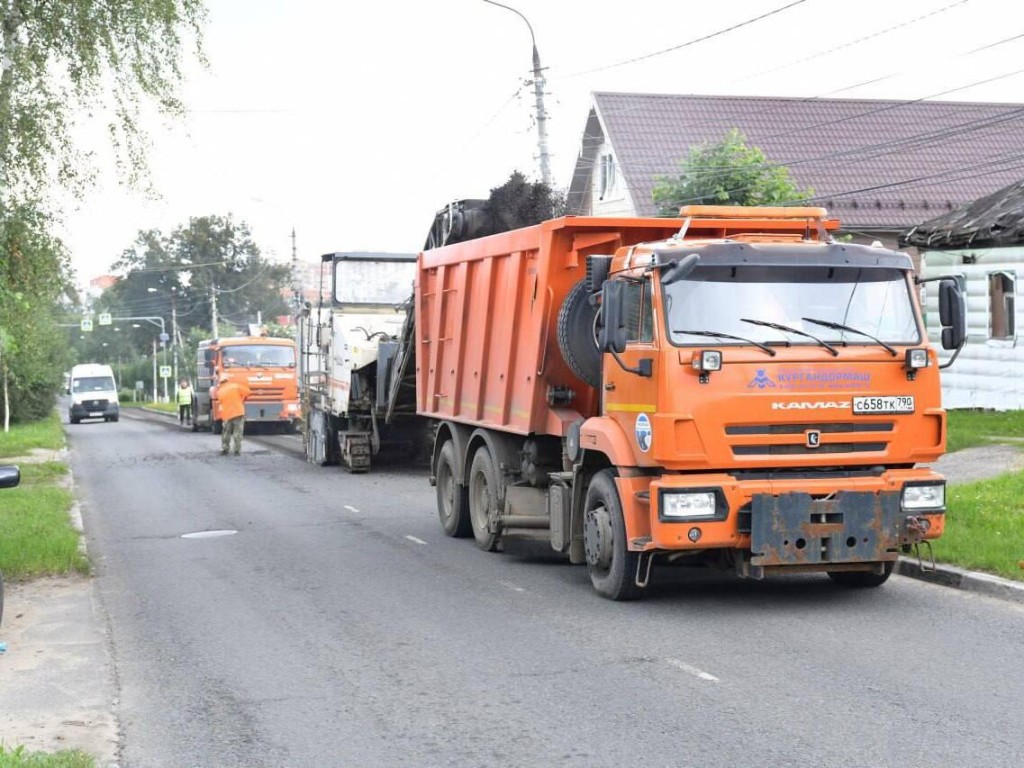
557 279 601 389
468 446 500 551
436 441 471 538
584 469 644 601
827 562 894 588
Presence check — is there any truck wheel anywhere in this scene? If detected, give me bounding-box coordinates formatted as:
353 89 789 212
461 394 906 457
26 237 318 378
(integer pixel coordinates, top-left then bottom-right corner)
828 562 894 588
212 419 223 435
557 279 602 389
436 441 471 538
584 469 644 600
468 447 500 551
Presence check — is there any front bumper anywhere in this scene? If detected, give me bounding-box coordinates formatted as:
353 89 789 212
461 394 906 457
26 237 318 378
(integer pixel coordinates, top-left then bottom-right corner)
622 470 945 567
70 401 119 419
242 401 299 423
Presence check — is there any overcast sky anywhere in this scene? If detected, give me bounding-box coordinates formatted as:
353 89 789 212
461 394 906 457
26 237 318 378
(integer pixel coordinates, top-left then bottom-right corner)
59 0 1024 284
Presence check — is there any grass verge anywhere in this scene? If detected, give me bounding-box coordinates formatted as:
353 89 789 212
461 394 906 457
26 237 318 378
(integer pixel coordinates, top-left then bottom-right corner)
933 470 1024 581
0 462 89 580
946 409 1024 453
0 412 65 458
0 745 94 768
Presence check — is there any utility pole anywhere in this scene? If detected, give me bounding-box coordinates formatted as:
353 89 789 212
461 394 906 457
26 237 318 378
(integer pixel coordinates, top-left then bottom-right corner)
151 338 158 403
291 227 301 330
171 287 179 385
210 284 219 338
484 0 551 187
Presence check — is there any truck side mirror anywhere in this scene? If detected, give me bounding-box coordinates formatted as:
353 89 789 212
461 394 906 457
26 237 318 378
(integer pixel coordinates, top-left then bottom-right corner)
938 279 966 350
598 281 627 354
204 349 215 365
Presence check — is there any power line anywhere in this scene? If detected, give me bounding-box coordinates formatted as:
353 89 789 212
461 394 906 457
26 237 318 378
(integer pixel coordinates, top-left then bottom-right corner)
558 0 809 79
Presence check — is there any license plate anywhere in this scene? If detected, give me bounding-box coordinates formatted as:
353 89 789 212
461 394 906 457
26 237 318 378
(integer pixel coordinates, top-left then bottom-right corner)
89 411 103 417
853 395 914 415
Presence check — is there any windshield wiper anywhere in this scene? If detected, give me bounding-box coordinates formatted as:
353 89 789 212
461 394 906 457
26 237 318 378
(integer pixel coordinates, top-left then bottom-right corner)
801 317 898 357
673 329 777 357
741 318 839 357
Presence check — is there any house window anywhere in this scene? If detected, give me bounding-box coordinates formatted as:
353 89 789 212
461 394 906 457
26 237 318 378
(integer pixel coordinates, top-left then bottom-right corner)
598 153 616 199
988 271 1016 340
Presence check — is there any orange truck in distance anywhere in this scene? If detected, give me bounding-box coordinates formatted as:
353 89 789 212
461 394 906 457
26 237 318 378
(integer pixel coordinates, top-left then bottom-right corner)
192 336 300 434
415 206 966 600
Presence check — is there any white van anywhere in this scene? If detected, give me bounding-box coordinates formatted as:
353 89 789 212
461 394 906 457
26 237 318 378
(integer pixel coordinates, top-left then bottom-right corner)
68 363 120 424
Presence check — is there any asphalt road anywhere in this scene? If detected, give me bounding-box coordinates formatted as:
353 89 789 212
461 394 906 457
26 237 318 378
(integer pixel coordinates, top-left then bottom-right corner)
69 410 1024 768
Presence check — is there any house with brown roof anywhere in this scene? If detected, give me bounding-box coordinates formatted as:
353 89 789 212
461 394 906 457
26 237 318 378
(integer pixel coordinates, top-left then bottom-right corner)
902 179 1024 410
567 92 1024 252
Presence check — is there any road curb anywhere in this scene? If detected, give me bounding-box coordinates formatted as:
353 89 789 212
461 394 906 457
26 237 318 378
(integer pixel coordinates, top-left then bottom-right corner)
897 557 1024 605
139 406 176 419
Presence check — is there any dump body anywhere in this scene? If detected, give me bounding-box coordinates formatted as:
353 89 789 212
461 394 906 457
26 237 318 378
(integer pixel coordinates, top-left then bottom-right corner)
417 217 682 433
193 336 300 432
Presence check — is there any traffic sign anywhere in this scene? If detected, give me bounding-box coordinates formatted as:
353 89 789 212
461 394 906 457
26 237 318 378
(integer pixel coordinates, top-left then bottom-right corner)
80 318 93 332
159 365 172 378
98 313 112 326
159 332 170 342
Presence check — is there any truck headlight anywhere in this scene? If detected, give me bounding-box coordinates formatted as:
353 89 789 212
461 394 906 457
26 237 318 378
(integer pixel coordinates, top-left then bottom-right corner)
901 483 945 511
660 490 720 520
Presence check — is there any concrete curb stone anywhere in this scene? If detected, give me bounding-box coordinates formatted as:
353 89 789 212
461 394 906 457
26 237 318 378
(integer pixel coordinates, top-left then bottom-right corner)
897 557 1024 605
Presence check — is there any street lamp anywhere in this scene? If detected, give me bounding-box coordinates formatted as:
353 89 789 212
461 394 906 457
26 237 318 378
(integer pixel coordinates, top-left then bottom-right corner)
148 286 179 384
483 0 552 186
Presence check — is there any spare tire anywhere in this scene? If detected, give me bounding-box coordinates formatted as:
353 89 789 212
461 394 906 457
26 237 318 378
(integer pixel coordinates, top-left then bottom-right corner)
557 280 601 389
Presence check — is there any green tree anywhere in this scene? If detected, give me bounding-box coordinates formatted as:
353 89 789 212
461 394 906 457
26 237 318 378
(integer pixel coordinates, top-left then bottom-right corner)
102 215 291 343
0 201 73 426
0 0 206 425
0 0 206 196
651 128 813 215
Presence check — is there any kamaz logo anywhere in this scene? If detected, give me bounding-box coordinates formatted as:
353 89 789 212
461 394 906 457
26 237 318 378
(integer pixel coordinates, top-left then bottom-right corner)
772 401 851 410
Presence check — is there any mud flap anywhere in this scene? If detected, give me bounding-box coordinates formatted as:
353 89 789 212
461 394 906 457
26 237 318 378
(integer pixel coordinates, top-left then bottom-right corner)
750 492 906 568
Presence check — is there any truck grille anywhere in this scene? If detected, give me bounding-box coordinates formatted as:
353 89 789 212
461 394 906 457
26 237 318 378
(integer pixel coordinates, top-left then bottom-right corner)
82 399 108 409
249 385 286 399
727 421 894 457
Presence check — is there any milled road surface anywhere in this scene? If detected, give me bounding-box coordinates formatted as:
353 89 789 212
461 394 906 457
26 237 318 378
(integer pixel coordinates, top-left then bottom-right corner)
70 411 1024 767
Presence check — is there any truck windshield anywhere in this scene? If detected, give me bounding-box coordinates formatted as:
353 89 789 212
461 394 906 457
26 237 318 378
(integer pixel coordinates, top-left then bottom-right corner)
334 260 415 305
73 376 116 392
222 345 295 368
664 265 920 347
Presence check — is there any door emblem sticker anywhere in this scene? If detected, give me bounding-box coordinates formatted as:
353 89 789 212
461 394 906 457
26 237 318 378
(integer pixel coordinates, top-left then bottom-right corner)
635 413 652 453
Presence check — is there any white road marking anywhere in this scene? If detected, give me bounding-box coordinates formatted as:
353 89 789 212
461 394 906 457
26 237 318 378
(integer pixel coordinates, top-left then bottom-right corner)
666 658 720 682
405 535 428 545
343 505 359 513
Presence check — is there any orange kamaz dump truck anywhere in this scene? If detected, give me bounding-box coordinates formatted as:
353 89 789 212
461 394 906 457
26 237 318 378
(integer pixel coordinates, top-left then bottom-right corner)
415 206 966 600
193 336 300 434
